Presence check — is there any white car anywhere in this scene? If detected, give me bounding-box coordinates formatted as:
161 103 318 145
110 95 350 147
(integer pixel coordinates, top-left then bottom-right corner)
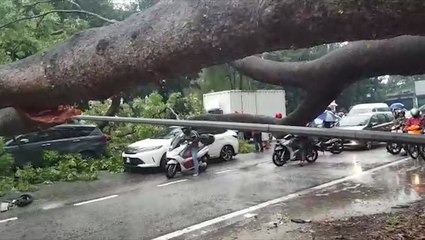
122 127 239 170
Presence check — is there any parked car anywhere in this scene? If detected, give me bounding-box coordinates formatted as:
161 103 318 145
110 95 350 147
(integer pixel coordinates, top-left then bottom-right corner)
5 124 110 167
347 103 391 116
122 127 239 171
336 112 394 149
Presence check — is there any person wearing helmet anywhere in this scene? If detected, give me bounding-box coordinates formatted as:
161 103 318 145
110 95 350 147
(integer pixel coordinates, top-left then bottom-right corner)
404 108 424 132
182 127 201 176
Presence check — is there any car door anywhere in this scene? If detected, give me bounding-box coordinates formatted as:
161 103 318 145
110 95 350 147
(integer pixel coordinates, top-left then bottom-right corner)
203 129 225 158
8 130 60 167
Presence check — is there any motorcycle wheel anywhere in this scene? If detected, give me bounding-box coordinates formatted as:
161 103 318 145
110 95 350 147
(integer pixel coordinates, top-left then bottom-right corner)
165 164 178 179
306 148 319 163
386 142 402 155
272 149 289 167
419 145 425 160
408 145 419 159
199 155 209 172
329 140 344 154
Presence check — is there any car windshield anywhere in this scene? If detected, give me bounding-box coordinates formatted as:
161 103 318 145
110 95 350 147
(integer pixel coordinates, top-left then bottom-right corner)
339 115 370 127
349 108 371 115
154 127 182 139
169 133 185 150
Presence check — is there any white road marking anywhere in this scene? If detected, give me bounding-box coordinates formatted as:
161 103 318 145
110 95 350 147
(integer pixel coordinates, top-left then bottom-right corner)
215 169 235 175
73 195 118 206
157 179 188 187
244 213 257 218
0 217 18 224
152 157 410 240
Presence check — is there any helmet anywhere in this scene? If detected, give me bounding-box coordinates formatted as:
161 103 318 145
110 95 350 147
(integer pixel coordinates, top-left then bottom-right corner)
275 113 283 119
410 108 420 118
182 127 191 135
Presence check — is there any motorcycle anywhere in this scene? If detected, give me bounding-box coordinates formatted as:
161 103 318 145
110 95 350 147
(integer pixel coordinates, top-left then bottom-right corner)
165 133 215 178
406 125 422 159
315 137 344 154
272 134 318 167
386 124 403 155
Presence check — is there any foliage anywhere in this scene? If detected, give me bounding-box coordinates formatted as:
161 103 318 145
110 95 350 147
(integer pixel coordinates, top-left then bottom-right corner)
238 140 255 154
0 0 89 64
0 137 14 176
0 148 127 195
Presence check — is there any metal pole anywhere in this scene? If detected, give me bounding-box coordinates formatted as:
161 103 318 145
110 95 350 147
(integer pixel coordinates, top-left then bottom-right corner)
73 115 425 145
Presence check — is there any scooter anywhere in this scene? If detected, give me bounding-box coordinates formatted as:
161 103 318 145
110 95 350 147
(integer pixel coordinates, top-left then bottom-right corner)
406 125 423 159
272 134 318 167
165 133 214 178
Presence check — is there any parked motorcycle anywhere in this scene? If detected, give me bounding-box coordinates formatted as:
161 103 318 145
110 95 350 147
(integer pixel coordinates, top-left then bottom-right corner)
386 124 403 155
315 137 344 154
165 133 215 178
273 134 318 167
406 125 422 159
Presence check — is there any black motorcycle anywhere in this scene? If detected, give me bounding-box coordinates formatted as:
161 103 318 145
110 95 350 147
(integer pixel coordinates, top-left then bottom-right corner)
273 134 318 167
315 137 344 154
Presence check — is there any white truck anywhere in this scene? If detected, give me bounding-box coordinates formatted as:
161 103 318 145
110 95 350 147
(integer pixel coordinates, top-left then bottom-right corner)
203 90 286 116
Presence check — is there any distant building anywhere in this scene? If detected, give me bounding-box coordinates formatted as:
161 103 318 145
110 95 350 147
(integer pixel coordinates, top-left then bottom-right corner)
385 80 425 109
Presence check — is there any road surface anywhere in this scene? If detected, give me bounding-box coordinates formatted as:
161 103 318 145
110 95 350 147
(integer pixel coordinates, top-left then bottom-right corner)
0 148 420 240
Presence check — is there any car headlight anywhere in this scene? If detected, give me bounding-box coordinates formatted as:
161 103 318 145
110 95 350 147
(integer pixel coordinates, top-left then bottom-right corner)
126 145 162 153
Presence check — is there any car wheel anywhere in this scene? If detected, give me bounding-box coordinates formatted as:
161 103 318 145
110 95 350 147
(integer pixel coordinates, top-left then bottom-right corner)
159 154 167 171
220 145 234 161
365 141 373 150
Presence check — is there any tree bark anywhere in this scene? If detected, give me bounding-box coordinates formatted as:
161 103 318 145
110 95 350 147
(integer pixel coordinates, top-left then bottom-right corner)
97 95 122 130
1 0 425 109
1 0 425 136
196 36 425 133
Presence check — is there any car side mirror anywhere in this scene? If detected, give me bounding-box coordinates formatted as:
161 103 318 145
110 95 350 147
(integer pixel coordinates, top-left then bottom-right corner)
370 122 378 127
19 138 29 144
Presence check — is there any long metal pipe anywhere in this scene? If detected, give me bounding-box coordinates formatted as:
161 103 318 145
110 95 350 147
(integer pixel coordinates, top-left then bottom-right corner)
73 115 425 144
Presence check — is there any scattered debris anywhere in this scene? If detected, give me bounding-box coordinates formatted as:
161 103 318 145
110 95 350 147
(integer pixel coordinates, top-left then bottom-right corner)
0 194 34 213
391 204 410 209
291 218 312 224
312 200 425 240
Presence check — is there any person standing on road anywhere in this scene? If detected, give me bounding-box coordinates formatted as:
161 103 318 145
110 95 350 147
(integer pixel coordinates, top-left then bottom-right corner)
252 130 263 152
323 107 337 128
182 127 200 176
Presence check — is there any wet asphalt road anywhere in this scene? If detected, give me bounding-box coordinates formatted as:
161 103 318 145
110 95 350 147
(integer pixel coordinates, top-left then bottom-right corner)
0 148 412 240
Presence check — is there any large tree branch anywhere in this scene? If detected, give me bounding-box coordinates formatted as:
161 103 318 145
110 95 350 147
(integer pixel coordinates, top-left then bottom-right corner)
1 0 425 109
196 36 425 129
0 9 117 30
97 96 122 130
1 0 425 136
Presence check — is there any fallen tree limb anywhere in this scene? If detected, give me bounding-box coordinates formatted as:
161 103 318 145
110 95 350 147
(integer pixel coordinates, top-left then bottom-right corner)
208 36 425 128
1 0 425 109
2 0 425 136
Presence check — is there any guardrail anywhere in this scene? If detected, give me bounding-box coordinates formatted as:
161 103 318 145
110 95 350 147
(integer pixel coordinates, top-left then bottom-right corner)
73 115 425 145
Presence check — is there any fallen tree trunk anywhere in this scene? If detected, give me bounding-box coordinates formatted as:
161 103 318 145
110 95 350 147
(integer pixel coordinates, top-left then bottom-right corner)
1 0 425 109
2 0 425 136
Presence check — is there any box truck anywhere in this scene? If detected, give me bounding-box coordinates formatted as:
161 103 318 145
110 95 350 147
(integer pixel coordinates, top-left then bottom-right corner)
203 90 286 117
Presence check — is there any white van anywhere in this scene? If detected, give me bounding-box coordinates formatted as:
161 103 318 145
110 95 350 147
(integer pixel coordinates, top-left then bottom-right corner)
347 103 391 116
